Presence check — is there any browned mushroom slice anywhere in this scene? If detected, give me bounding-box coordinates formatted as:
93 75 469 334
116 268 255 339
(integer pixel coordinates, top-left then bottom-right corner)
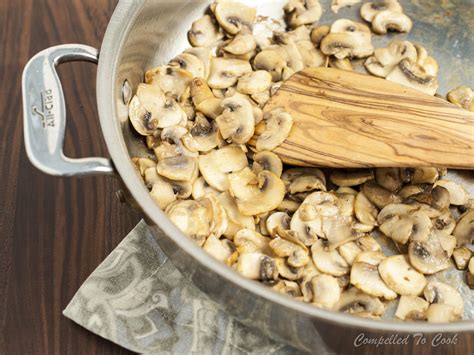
365 40 417 78
329 169 374 187
433 180 470 206
447 86 474 111
145 65 193 101
282 168 326 194
203 235 236 264
237 71 272 95
207 58 252 89
275 257 304 280
361 180 401 209
354 192 378 227
310 25 330 47
453 210 474 246
269 236 309 268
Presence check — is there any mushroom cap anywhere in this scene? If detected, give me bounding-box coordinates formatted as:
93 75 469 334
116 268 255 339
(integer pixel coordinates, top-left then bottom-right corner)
311 240 350 276
228 167 286 216
320 33 374 59
252 151 283 178
371 10 412 35
453 210 474 246
386 58 438 96
214 2 257 35
395 295 429 321
198 146 248 191
408 231 451 275
360 0 403 22
188 14 223 47
310 25 330 47
237 70 272 95
255 109 294 151
216 95 255 144
311 274 342 309
350 252 398 300
218 192 256 239
375 167 405 192
207 58 252 89
423 281 464 316
334 287 385 316
378 254 427 296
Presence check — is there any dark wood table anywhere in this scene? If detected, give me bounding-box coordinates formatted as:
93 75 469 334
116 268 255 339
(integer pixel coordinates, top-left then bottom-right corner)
0 1 138 353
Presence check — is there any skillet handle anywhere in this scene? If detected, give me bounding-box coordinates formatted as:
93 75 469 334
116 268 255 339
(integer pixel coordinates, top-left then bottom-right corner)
22 44 115 177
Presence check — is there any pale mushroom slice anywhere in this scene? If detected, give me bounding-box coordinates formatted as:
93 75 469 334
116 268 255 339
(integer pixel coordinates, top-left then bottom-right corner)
272 280 302 297
236 253 278 281
282 168 326 194
354 192 378 227
214 2 257 35
378 254 426 296
188 113 222 153
133 157 156 177
334 287 385 316
207 58 252 89
426 304 462 323
453 210 474 246
228 167 286 216
296 40 326 68
452 246 472 270
411 167 439 184
216 95 255 144
350 252 397 300
252 151 283 178
311 274 341 309
234 228 271 254
223 32 257 56
271 229 310 268
360 0 403 22
409 231 451 274
284 0 323 28
433 180 470 206
198 145 248 191
266 211 291 237
165 199 213 246
365 40 417 78
170 53 205 79
378 204 432 244
432 211 456 236
255 109 294 151
188 14 223 47
275 257 304 281
361 180 401 209
329 169 374 187
386 58 438 96
423 281 464 317
327 57 352 71
157 155 198 182
310 25 330 47
237 70 272 95
338 241 362 266
320 19 374 59
203 235 236 264
192 176 219 199
144 168 176 209
253 48 288 82
311 240 350 276
219 193 256 239
395 295 429 321
145 65 193 101
447 86 474 111
371 10 412 35
190 77 214 107
185 47 213 79
331 0 361 14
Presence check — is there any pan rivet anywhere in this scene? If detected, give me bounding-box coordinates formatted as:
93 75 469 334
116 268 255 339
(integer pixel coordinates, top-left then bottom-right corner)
121 79 132 105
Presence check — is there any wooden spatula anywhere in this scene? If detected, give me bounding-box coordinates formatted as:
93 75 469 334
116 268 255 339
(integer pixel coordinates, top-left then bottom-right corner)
253 68 474 169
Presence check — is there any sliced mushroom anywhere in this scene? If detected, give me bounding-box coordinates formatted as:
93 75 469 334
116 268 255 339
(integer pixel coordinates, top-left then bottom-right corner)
234 228 271 254
331 0 361 14
252 151 283 177
236 252 278 281
371 10 412 35
447 86 474 111
133 157 156 177
145 66 193 101
272 279 302 297
350 252 397 300
214 2 256 35
339 241 362 266
423 281 464 317
330 169 374 187
398 184 426 199
192 176 219 199
216 95 255 144
426 304 462 323
395 295 429 321
311 274 341 309
468 257 474 289
378 254 426 296
275 257 304 280
203 235 236 264
296 40 327 68
453 210 474 246
282 168 326 194
188 113 221 152
409 231 451 274
433 211 456 236
354 192 378 227
223 31 257 57
207 58 252 89
269 235 309 268
361 181 401 209
328 57 352 71
311 240 350 276
170 53 205 78
156 155 198 182
228 167 286 216
386 58 438 96
255 108 293 151
251 90 271 107
438 233 456 258
411 167 439 184
360 0 403 22
188 14 223 47
433 180 470 206
199 146 248 191
219 193 256 239
452 246 472 270
310 25 330 47
190 77 214 107
334 287 385 316
253 48 288 82
375 167 406 192
284 0 323 28
266 212 291 237
144 168 177 209
237 70 272 95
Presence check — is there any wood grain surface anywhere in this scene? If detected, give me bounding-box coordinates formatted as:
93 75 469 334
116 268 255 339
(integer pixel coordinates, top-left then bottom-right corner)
0 1 139 354
0 1 472 355
262 68 474 169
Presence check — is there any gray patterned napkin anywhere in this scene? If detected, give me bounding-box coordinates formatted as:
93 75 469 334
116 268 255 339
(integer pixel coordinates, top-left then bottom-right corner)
63 221 299 354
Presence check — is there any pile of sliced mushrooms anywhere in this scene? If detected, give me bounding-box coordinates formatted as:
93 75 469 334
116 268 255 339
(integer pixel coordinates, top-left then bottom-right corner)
129 0 474 322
